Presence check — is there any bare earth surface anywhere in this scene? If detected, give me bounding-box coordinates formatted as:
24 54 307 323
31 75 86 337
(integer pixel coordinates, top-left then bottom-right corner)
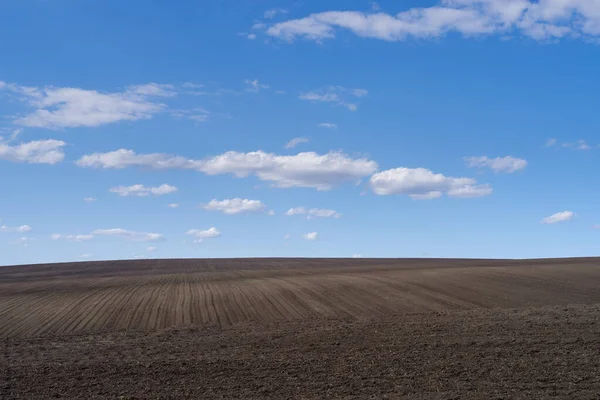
1 258 600 398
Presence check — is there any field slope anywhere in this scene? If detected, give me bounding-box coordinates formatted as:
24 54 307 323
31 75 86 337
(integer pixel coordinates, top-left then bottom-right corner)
1 258 600 398
1 257 599 338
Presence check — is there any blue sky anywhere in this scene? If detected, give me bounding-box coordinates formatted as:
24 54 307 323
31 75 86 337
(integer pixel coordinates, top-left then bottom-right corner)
1 0 599 265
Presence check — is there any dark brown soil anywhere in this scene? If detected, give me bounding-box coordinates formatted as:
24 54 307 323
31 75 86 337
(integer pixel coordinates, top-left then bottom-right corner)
1 258 600 398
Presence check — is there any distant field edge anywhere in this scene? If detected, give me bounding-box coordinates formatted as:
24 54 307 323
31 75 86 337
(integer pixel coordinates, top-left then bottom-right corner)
2 256 600 269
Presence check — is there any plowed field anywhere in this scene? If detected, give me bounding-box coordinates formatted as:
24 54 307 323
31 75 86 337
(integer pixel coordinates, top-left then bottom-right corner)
1 258 600 398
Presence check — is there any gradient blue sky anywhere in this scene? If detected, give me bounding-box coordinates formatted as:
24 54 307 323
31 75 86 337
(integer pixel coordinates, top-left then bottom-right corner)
1 0 599 265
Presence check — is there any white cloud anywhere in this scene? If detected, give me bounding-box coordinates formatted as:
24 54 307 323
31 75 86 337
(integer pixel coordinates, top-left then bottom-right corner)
370 167 492 199
92 228 165 242
186 227 221 243
577 140 591 150
203 198 266 215
198 151 377 190
352 253 363 258
303 232 319 241
0 128 23 143
2 82 173 129
83 197 97 203
547 138 593 150
299 86 367 111
76 149 197 170
263 1 600 42
127 83 176 97
18 225 31 233
109 183 178 197
267 210 275 216
408 191 444 200
247 33 258 40
317 123 337 129
146 246 157 252
300 92 340 102
0 139 66 164
352 89 369 97
245 79 270 92
447 184 494 198
264 8 288 19
283 234 291 240
182 82 204 89
168 203 179 208
170 107 211 123
285 137 309 149
10 237 30 246
80 253 93 259
11 128 23 141
189 114 209 123
561 140 589 149
51 234 94 242
541 211 575 224
0 224 32 233
565 139 591 150
77 149 378 191
285 207 342 218
69 234 94 241
464 155 528 173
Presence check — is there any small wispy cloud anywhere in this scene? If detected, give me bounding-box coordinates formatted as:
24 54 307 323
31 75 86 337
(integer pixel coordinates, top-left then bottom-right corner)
92 228 165 242
52 228 164 243
0 139 66 164
284 137 309 149
182 82 204 89
299 86 367 111
541 211 575 224
464 156 527 173
0 128 23 143
110 184 178 197
1 81 174 129
51 233 94 242
317 123 337 129
245 79 270 92
561 140 591 150
0 224 32 233
546 138 593 150
264 8 288 19
285 207 341 219
303 232 318 241
203 198 266 215
186 227 221 244
10 237 31 247
170 107 211 123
